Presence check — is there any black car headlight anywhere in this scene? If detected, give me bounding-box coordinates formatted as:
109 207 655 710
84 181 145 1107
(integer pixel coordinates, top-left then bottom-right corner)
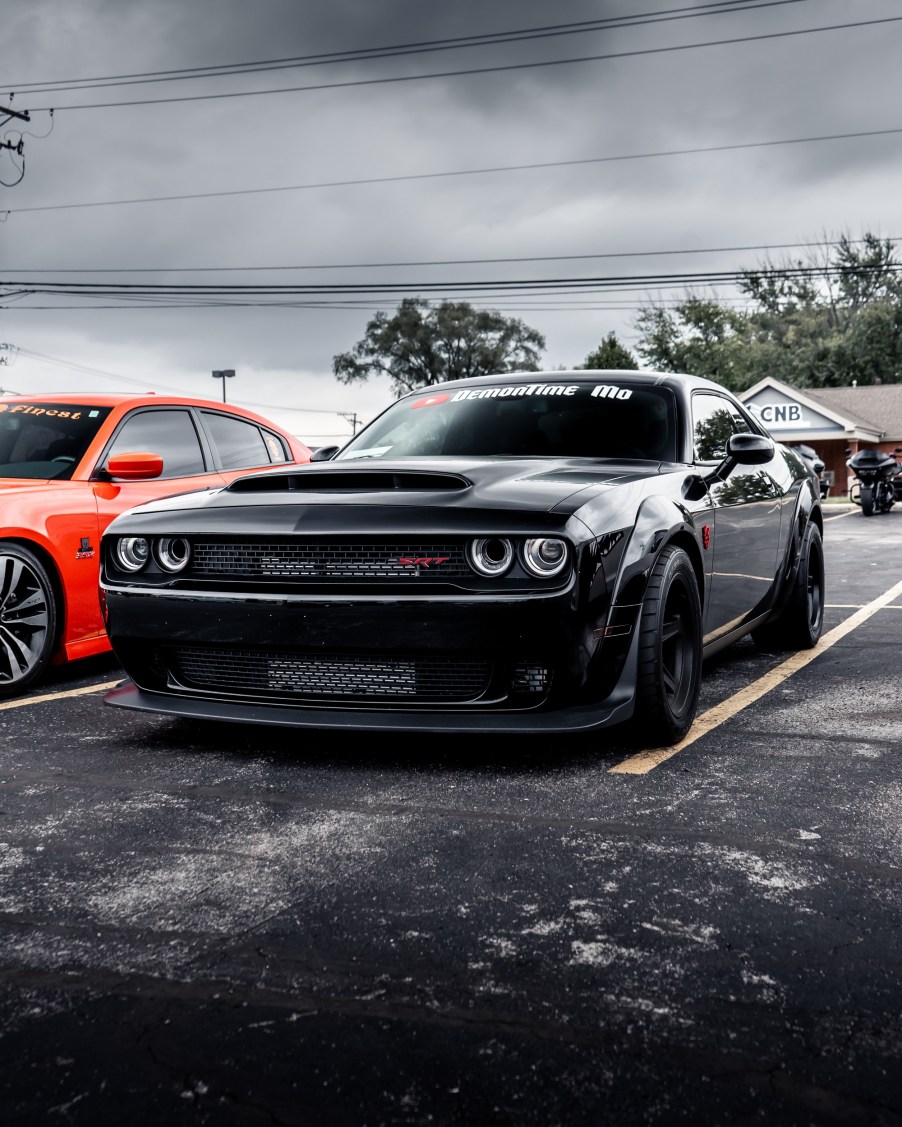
114 536 150 572
468 537 514 576
155 536 191 573
521 537 568 578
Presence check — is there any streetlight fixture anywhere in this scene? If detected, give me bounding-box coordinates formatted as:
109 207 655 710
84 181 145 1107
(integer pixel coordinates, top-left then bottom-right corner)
211 369 236 402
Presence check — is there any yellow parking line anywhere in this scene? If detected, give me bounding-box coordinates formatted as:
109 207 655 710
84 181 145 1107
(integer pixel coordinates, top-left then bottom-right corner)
610 575 902 775
0 680 123 711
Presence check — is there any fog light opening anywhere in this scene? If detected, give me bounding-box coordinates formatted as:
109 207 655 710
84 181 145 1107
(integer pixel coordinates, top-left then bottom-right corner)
511 663 550 695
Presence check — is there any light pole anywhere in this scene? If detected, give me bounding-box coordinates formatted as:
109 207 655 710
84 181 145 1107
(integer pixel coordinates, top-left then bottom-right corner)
211 369 235 402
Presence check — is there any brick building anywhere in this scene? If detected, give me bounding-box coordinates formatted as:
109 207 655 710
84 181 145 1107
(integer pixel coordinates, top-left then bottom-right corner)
739 376 902 498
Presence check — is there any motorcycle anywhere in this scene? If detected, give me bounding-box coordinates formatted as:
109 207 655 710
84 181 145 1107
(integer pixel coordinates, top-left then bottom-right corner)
846 446 902 516
791 444 829 499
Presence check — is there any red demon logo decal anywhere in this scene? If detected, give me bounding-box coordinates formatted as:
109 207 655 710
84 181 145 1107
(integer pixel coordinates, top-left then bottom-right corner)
411 393 451 409
702 525 711 550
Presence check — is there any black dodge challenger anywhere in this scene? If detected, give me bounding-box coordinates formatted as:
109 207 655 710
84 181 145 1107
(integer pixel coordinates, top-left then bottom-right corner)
100 370 825 747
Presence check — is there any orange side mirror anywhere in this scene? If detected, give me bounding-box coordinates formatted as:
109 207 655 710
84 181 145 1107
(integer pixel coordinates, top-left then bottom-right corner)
106 451 164 480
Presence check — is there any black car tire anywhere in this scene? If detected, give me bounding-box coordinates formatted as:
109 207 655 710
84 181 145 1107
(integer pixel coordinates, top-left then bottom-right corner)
753 521 824 652
0 542 58 697
633 545 702 747
860 485 874 516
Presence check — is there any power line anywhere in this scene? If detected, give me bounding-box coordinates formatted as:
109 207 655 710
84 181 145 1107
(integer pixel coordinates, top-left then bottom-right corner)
14 229 901 274
0 276 825 311
6 126 902 218
6 262 898 309
5 234 866 271
7 0 811 94
7 233 892 270
11 346 356 417
25 15 902 113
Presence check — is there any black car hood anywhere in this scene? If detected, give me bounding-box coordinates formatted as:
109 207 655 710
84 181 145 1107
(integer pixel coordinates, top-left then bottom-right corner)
121 457 660 521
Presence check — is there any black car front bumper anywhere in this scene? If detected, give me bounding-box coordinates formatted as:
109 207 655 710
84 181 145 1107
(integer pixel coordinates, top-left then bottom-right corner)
102 585 641 734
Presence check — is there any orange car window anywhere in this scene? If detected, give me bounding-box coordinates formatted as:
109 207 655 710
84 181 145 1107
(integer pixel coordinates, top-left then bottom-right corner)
107 409 207 478
201 411 282 470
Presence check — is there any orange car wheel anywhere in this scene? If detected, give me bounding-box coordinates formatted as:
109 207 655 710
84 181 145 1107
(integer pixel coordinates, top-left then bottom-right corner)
0 542 58 697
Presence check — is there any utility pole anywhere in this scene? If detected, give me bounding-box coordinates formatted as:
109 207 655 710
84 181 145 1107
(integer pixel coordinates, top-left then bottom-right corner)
339 411 359 435
1 104 30 187
1 344 20 393
0 104 30 143
211 369 236 403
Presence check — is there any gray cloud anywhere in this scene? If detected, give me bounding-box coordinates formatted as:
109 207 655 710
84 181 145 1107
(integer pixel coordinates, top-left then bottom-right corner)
3 0 902 441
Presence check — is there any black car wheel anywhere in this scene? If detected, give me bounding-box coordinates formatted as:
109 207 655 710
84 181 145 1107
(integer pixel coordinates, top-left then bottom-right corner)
753 521 824 652
633 545 702 746
0 543 58 697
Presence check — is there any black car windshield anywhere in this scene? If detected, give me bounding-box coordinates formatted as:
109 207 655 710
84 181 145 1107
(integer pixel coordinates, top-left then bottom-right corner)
0 403 113 480
337 380 677 462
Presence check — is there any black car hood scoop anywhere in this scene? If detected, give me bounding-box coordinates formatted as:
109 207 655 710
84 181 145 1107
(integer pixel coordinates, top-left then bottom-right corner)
228 468 472 494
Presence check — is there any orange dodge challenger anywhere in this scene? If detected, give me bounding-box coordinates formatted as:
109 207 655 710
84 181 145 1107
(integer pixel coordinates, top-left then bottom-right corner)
0 392 312 696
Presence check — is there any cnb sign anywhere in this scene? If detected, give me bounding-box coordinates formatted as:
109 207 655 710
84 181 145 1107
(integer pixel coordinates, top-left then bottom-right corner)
747 401 804 428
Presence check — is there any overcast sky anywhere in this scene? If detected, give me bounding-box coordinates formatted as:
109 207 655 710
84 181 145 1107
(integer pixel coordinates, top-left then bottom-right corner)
3 0 902 444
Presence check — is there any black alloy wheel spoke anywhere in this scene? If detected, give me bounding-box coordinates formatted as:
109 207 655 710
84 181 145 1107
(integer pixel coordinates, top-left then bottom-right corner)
660 611 683 648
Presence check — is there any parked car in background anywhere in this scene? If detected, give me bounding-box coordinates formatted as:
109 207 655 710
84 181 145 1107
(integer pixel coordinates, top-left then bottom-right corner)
0 392 311 696
100 369 824 749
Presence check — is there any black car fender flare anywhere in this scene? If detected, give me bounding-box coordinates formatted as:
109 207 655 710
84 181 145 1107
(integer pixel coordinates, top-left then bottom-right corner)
583 496 705 705
770 489 823 614
608 494 706 610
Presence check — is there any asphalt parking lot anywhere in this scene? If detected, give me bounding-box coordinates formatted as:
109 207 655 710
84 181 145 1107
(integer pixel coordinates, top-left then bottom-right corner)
1 502 901 1126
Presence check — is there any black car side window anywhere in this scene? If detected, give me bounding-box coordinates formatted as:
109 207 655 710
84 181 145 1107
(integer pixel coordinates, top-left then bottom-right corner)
201 411 289 469
107 409 208 478
692 393 751 462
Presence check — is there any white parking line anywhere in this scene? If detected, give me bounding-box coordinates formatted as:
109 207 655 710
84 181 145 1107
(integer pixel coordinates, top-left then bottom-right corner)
610 575 902 775
0 680 123 711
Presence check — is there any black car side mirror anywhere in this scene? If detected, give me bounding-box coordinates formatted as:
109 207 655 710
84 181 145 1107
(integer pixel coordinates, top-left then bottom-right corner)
311 445 340 462
704 433 774 485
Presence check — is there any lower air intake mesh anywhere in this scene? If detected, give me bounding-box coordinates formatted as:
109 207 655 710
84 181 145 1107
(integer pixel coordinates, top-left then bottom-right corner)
172 647 490 701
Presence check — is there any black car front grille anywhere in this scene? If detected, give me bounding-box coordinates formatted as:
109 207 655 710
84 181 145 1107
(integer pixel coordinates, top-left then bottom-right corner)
171 647 492 702
189 540 471 581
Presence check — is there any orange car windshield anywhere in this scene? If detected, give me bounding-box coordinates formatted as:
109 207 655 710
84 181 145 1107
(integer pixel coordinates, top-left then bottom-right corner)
0 403 113 480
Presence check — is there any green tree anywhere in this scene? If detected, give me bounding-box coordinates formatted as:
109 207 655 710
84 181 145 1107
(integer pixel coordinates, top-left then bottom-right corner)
634 231 902 389
738 231 902 386
580 332 638 370
635 297 751 389
333 298 546 397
